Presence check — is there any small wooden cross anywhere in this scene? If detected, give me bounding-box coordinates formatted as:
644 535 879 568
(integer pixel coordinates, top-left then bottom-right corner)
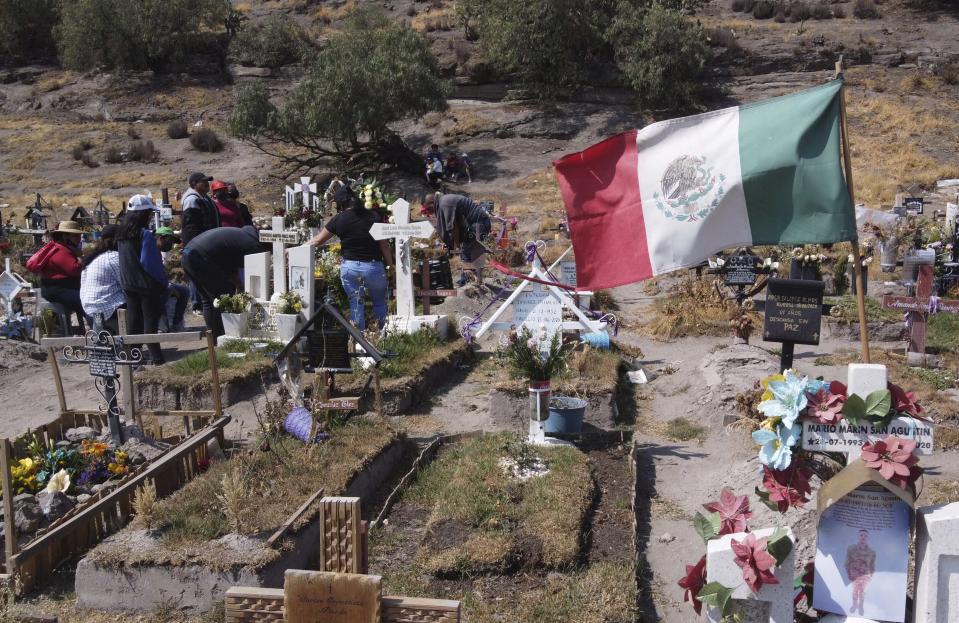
882 264 959 363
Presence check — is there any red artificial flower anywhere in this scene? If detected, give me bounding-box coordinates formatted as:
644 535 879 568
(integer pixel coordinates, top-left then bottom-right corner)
860 436 922 489
704 488 753 535
677 555 707 615
805 388 845 424
888 382 925 419
829 381 848 398
761 464 813 513
731 533 779 593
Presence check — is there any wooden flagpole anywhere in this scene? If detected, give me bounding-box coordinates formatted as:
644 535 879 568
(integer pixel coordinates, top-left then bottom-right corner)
835 58 871 363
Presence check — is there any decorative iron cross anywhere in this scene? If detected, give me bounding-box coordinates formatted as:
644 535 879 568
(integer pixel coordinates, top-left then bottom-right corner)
63 330 143 443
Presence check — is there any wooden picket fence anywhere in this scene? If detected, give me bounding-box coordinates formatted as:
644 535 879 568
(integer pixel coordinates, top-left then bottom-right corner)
0 328 226 592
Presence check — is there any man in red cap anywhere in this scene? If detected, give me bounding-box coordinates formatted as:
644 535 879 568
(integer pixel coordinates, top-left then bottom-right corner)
211 180 253 228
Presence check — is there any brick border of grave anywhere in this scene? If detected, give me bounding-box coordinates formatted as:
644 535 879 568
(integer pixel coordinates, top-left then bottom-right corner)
74 435 410 613
0 415 230 594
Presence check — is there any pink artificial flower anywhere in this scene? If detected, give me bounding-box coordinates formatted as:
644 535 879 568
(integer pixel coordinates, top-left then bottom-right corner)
703 488 752 536
805 388 845 424
860 436 922 489
760 465 813 513
677 555 707 615
731 533 779 593
888 382 925 419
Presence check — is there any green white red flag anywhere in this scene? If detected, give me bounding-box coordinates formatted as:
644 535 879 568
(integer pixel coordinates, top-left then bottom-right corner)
553 79 856 291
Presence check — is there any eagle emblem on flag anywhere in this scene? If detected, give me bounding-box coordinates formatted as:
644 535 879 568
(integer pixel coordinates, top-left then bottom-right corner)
653 155 726 222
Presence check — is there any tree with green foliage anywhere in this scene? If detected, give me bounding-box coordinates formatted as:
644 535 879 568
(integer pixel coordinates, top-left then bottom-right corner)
228 11 448 175
456 0 711 106
229 16 311 68
607 3 713 109
56 0 230 72
0 0 59 66
455 0 611 97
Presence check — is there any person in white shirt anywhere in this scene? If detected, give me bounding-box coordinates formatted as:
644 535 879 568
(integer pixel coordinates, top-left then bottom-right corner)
80 225 125 332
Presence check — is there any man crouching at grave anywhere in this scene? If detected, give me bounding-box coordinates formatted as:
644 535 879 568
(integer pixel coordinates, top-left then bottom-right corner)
427 193 491 286
181 225 265 338
305 185 394 330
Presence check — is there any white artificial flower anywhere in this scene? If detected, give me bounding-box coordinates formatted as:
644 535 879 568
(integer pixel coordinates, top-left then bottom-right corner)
848 254 855 262
763 257 772 267
771 261 780 271
716 257 725 267
45 469 71 494
213 298 220 309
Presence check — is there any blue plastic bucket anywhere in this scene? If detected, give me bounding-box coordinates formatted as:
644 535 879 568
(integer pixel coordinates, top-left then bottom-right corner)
545 396 587 434
580 331 610 349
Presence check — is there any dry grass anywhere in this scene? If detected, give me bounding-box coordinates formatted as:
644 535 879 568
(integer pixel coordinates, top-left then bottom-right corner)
845 92 959 205
404 434 593 574
442 109 497 139
312 0 355 24
481 345 623 396
731 381 765 433
89 417 398 569
644 276 750 340
132 479 159 531
411 6 454 32
459 562 637 623
511 167 567 223
924 479 959 506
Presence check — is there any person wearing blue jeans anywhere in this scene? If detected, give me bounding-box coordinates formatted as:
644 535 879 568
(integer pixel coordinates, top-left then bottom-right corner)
305 185 394 331
340 260 389 331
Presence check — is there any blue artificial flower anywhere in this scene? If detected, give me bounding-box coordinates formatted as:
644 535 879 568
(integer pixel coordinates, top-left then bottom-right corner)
758 369 809 428
805 378 828 396
752 421 800 470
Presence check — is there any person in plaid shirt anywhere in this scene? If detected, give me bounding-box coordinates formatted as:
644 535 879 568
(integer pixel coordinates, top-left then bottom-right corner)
80 225 125 332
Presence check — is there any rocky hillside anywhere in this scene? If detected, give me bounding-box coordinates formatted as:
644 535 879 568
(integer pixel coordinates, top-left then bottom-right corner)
0 0 955 229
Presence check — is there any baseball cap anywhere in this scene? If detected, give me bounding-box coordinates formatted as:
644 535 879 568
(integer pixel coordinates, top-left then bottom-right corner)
127 194 157 212
188 172 213 186
155 226 176 237
210 180 228 193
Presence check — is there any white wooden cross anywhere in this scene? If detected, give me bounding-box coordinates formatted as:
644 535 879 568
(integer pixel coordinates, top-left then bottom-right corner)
369 199 435 318
295 176 319 212
474 246 603 340
0 261 28 317
258 216 303 297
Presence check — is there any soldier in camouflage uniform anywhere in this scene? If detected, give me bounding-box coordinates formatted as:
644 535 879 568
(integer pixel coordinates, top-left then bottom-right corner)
844 529 875 615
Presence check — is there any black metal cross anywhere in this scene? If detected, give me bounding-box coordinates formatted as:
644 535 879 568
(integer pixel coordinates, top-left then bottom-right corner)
62 330 143 444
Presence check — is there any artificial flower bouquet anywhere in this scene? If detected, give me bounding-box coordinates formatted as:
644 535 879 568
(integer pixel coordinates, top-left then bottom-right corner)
276 291 304 315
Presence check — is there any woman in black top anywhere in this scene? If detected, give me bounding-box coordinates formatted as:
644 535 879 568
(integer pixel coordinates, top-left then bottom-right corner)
306 186 394 330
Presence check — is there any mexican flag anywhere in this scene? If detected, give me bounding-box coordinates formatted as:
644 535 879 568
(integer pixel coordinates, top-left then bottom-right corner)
553 79 856 291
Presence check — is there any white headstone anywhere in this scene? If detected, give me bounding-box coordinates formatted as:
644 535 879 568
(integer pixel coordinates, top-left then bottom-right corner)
258 216 303 297
244 252 271 302
287 245 315 322
705 527 795 623
847 364 888 398
559 261 577 287
914 502 959 623
514 284 562 340
284 185 296 213
946 203 958 239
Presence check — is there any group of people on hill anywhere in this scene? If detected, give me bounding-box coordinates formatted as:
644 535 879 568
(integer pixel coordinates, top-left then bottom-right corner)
425 143 471 188
26 163 497 360
26 172 260 363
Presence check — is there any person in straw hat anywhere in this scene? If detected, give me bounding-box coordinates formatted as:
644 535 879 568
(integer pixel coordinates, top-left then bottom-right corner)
117 195 168 365
25 220 87 331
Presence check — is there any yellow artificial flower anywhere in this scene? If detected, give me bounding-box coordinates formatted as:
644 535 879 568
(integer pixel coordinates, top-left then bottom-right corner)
760 373 785 402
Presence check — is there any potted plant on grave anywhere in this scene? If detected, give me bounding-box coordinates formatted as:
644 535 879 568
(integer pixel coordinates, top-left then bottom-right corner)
274 291 304 342
214 292 254 337
500 326 574 437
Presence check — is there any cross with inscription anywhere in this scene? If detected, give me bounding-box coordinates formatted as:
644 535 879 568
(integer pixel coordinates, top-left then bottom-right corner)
882 264 959 365
62 330 144 443
369 199 435 318
258 216 304 298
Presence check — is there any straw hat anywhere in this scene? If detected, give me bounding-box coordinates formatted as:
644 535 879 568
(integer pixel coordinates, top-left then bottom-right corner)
51 221 84 235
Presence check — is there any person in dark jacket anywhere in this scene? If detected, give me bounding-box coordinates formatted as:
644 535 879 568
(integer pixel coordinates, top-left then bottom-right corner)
181 225 264 338
117 195 168 365
27 220 87 331
426 193 492 285
227 183 255 227
180 172 220 246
